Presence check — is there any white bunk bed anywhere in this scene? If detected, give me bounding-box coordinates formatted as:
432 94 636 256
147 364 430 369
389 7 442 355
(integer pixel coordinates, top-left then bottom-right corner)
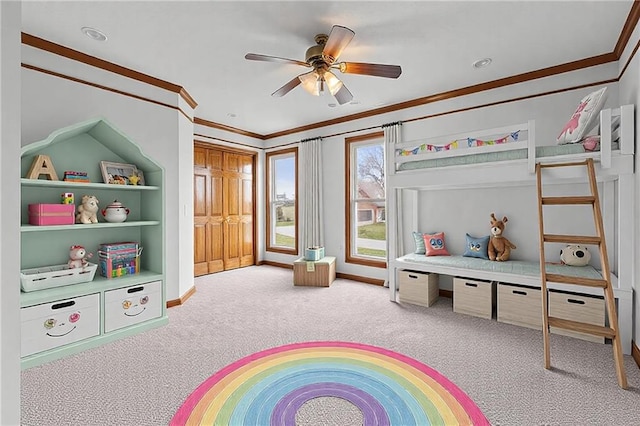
385 105 635 355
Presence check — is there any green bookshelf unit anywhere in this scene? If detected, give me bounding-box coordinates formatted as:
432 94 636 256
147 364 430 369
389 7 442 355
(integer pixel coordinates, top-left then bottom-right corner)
20 118 167 369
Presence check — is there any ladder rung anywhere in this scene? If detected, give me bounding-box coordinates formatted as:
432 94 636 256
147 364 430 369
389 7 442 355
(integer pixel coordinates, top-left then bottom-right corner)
541 196 595 205
548 317 616 338
538 160 589 169
545 273 608 288
543 234 601 244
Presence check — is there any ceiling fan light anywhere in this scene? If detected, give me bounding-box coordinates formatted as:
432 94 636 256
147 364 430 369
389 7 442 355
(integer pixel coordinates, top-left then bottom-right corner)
324 71 343 95
299 71 321 96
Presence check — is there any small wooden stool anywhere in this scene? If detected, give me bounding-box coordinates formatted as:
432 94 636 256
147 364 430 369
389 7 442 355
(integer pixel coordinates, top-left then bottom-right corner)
293 256 336 287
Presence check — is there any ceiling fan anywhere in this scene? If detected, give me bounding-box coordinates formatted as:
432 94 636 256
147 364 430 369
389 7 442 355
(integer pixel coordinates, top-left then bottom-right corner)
245 25 402 105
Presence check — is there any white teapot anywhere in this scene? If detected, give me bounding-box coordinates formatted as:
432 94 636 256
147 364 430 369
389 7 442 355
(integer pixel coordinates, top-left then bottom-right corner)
101 200 130 223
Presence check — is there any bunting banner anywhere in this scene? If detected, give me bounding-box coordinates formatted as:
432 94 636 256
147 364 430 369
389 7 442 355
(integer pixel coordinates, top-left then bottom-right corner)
397 130 520 157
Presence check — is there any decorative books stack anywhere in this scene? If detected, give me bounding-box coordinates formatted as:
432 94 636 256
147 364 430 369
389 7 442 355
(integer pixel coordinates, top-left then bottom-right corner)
63 171 90 183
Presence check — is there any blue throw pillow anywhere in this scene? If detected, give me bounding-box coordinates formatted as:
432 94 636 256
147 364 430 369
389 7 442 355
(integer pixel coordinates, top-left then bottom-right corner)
463 234 490 259
412 231 426 254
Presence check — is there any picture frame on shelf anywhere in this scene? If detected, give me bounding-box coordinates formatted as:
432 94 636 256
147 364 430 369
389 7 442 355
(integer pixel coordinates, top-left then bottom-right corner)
100 161 139 185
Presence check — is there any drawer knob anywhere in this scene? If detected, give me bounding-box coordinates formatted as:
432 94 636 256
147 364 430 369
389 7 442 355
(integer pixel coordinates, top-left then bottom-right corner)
567 298 586 305
513 290 527 296
127 286 144 294
465 283 478 287
408 274 418 279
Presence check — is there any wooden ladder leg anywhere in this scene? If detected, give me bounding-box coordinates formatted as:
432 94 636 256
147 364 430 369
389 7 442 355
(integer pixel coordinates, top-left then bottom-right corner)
586 159 628 389
604 285 628 388
535 164 551 369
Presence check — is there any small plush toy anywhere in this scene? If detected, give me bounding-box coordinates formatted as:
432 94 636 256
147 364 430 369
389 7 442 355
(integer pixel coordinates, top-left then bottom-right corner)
560 244 591 266
68 245 93 269
128 173 141 186
76 195 99 224
488 212 517 261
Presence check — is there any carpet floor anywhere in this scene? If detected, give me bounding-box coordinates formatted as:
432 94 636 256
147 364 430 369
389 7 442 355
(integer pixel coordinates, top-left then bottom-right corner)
21 265 640 425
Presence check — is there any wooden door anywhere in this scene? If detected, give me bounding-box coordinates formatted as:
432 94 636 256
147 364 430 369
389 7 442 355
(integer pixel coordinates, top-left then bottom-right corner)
194 144 254 276
222 152 254 269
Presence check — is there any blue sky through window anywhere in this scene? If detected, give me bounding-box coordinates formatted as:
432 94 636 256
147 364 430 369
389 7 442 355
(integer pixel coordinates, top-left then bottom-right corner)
275 156 295 200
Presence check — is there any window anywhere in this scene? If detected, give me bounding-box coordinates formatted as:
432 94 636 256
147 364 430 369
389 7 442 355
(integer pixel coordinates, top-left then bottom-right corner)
345 132 386 268
266 148 298 254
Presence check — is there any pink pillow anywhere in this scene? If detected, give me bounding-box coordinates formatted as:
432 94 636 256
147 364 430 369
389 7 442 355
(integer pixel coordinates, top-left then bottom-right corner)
557 87 608 144
582 135 600 151
422 232 450 256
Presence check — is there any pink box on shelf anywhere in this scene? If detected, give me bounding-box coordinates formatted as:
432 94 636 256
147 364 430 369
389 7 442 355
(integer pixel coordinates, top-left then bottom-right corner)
28 204 75 226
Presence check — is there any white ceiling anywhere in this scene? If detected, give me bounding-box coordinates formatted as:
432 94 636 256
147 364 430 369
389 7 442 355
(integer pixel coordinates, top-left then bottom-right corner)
21 1 633 137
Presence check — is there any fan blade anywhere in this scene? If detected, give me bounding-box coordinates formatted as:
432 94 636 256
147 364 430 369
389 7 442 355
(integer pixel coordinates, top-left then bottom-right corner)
338 62 402 78
245 53 310 67
271 76 302 97
334 83 353 105
322 25 355 63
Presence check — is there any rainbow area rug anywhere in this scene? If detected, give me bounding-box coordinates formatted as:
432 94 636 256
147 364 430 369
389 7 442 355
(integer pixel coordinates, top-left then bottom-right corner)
171 341 489 425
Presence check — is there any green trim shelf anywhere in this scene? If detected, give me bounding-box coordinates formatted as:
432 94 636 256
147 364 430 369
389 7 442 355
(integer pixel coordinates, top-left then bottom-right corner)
21 221 160 232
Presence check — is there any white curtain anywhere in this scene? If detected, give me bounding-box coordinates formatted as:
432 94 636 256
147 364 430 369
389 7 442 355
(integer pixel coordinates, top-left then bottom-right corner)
300 137 324 251
383 122 403 275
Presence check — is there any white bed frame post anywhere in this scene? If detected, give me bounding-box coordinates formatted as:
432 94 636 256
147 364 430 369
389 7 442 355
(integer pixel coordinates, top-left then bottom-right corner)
616 170 634 355
616 104 634 354
385 129 398 301
527 119 536 173
387 187 399 301
600 108 612 168
620 104 634 155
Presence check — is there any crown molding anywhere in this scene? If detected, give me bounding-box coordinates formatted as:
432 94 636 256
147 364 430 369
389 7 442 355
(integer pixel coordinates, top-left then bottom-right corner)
21 32 197 109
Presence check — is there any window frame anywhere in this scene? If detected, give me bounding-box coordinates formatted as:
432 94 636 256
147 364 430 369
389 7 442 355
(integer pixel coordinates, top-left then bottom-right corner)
265 147 298 255
344 131 387 268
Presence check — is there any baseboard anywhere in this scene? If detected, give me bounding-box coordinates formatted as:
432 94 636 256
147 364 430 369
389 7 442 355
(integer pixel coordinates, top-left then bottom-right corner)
258 260 384 285
166 285 196 308
336 273 384 286
258 260 293 269
439 289 453 298
632 341 640 369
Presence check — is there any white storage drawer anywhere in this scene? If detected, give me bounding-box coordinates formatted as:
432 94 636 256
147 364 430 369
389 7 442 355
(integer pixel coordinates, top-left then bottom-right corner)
549 290 605 343
104 281 163 333
497 283 542 330
453 277 494 319
398 270 439 307
21 293 100 357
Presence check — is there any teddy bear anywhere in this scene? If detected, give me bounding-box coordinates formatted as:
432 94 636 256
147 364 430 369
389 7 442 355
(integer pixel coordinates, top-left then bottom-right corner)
68 245 93 269
76 195 99 224
560 244 591 266
488 212 517 261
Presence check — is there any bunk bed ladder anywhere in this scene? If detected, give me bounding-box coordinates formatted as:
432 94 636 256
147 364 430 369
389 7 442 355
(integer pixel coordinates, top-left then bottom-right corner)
535 158 627 389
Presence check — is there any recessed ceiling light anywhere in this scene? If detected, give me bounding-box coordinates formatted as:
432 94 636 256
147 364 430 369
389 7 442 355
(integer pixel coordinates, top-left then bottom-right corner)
472 58 492 69
227 113 237 118
349 100 360 105
81 27 107 42
328 103 337 108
